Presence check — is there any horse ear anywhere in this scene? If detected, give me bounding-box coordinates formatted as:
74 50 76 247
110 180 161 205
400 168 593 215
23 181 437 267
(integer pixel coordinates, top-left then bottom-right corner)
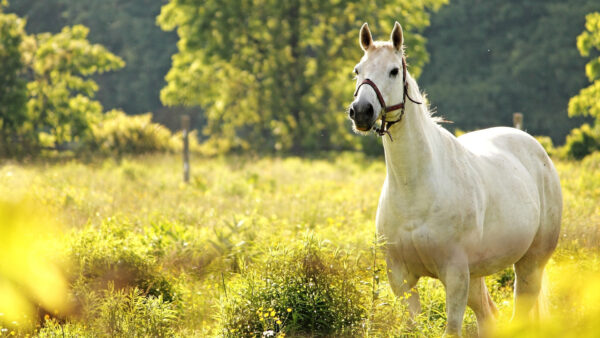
360 23 372 51
391 21 403 51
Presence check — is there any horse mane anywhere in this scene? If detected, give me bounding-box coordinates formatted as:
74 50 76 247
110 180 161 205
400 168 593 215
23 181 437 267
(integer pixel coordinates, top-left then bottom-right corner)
369 40 449 126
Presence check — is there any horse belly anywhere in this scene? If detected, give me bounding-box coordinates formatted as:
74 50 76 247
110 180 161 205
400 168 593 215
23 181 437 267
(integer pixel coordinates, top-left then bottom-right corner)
466 168 541 277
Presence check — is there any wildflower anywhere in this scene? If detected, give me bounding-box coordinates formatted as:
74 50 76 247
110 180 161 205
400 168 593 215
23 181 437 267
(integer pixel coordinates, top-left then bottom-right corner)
276 320 282 325
44 314 50 321
287 308 292 312
270 310 276 317
262 330 275 337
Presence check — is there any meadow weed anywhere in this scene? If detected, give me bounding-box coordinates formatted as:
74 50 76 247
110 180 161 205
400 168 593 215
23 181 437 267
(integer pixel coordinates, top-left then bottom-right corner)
0 153 599 336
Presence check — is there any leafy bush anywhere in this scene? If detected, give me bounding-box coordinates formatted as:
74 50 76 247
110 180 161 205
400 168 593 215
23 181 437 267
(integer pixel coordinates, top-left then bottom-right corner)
218 237 366 337
39 286 177 337
67 218 175 302
535 135 555 156
86 109 174 156
561 123 600 160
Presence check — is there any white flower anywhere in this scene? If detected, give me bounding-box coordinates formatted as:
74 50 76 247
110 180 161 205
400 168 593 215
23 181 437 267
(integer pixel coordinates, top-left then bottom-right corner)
263 330 275 337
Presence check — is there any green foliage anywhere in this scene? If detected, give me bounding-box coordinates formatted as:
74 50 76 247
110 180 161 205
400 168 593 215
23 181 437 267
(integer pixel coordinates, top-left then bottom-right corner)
0 9 28 155
569 12 600 124
86 110 174 156
561 123 600 159
39 286 177 337
158 0 446 154
218 236 366 337
67 218 175 302
535 135 556 156
8 0 178 116
26 25 124 146
3 154 600 336
420 0 600 143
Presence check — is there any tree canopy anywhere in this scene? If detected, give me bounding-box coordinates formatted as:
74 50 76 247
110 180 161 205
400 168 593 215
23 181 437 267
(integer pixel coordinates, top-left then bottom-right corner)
419 0 600 143
158 0 446 154
0 6 27 152
6 0 600 152
26 25 124 146
8 0 177 116
569 12 600 122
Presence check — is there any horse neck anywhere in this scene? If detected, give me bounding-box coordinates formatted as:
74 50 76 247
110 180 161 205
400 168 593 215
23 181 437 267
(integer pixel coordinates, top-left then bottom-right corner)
382 75 442 185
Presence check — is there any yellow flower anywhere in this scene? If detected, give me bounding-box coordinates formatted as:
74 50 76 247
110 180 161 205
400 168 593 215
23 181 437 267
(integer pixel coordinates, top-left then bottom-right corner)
270 310 276 317
276 320 282 325
44 314 50 321
287 308 292 312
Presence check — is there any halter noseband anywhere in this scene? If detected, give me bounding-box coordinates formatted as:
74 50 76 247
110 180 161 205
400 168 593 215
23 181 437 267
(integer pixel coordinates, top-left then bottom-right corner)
353 56 422 141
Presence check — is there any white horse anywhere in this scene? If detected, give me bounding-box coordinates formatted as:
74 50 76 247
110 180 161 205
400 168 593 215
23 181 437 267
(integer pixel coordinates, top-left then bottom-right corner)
349 22 561 337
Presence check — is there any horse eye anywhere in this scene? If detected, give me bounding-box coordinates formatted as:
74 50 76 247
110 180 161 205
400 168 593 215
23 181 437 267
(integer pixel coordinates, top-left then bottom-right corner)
354 68 359 75
390 68 399 77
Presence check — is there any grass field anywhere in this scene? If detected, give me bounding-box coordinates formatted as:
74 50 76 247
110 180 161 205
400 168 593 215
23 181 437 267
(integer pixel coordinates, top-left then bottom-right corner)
1 152 599 337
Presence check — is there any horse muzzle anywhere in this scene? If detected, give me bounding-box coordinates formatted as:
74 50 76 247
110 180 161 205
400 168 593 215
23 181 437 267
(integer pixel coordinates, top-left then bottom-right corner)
349 100 377 131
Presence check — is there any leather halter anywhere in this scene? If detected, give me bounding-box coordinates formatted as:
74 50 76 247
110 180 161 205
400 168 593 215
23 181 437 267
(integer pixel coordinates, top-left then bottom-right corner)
353 56 422 141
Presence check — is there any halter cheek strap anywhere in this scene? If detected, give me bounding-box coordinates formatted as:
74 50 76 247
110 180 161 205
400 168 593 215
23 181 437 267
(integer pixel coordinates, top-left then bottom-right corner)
353 56 422 141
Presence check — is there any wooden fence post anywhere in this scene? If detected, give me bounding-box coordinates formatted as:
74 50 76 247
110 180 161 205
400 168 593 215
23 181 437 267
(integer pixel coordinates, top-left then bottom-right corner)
182 115 190 183
513 113 523 130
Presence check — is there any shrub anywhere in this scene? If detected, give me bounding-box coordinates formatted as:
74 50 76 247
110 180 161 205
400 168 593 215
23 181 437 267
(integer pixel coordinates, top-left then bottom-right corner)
218 237 366 337
66 218 175 302
86 109 174 156
39 286 177 337
561 123 600 160
534 135 555 157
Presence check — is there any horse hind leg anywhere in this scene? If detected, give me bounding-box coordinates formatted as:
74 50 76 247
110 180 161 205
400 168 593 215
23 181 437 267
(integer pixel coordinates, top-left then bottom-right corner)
512 255 548 321
467 277 498 337
513 170 561 321
512 221 558 321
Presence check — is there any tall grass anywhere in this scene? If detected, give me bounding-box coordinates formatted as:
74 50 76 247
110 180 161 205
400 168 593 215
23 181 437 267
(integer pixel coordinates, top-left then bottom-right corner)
0 152 598 336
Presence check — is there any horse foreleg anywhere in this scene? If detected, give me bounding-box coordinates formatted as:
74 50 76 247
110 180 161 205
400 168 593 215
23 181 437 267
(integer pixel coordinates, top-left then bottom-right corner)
386 255 421 319
441 260 470 337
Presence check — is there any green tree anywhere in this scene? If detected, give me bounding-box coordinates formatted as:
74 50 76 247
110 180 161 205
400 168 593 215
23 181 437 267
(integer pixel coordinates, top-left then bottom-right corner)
158 0 446 154
420 0 600 143
569 12 600 122
26 25 124 146
9 0 178 116
0 3 28 154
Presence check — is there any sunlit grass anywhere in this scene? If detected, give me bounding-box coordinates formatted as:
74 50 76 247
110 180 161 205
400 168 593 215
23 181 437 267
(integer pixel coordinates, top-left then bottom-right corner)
0 152 598 336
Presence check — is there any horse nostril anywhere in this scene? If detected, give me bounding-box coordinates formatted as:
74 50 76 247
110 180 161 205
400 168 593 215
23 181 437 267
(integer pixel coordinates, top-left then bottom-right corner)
365 103 374 117
349 107 355 119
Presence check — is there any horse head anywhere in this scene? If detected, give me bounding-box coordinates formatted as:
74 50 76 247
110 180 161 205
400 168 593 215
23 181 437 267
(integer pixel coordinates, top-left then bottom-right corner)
349 22 407 134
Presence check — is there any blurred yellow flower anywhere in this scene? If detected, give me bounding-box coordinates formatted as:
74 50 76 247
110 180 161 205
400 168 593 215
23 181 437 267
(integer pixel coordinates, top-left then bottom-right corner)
0 198 68 324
